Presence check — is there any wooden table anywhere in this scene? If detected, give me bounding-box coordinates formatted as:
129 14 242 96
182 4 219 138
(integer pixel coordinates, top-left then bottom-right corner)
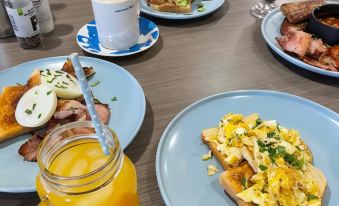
0 0 338 205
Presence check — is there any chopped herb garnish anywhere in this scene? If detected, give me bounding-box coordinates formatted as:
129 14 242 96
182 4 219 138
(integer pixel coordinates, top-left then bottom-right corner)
38 113 41 118
90 80 101 87
47 77 57 83
62 81 69 85
55 84 67 89
16 82 23 86
47 90 52 96
66 74 76 84
25 109 32 115
32 103 36 110
197 3 206 12
277 123 281 132
254 118 263 128
55 70 64 74
307 194 319 201
54 74 62 77
35 90 38 95
46 69 51 76
111 96 118 101
259 164 268 171
241 176 247 189
267 131 281 140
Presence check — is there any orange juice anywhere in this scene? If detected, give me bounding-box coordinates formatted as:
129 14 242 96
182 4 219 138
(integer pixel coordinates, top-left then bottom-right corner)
36 122 139 206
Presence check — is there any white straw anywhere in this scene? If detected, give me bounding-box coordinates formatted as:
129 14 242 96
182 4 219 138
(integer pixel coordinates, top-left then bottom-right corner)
69 53 110 155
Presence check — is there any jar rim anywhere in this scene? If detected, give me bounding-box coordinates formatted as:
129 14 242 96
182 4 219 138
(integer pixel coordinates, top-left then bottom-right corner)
37 121 121 181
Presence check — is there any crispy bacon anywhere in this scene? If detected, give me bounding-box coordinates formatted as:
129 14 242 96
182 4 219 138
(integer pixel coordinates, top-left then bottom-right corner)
18 100 110 162
307 39 328 59
302 57 338 71
280 0 325 23
277 31 312 58
54 100 87 120
280 18 307 36
18 133 43 162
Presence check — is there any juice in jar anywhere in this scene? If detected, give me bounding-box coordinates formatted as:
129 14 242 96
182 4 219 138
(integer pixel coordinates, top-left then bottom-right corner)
36 122 139 206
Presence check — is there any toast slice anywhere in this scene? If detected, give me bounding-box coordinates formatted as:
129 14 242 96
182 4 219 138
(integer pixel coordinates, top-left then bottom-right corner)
219 162 255 206
0 70 41 142
147 0 192 13
202 128 232 170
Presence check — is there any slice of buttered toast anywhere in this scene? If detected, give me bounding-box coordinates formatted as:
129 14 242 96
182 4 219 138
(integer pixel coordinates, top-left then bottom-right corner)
219 162 254 206
147 0 192 13
0 70 41 142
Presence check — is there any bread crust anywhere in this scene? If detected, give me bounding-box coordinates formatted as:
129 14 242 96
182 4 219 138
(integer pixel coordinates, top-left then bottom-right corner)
201 128 231 170
219 162 255 206
0 70 41 142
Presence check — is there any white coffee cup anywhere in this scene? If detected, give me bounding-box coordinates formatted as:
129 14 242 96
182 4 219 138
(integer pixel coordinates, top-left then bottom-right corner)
91 0 140 50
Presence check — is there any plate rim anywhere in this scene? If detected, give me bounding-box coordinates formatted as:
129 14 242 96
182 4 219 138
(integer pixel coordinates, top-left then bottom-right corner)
140 0 225 20
156 90 339 206
76 16 160 57
261 6 339 78
0 56 146 193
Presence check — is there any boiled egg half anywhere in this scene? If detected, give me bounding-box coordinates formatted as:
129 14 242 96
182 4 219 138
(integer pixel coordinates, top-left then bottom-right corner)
40 69 82 99
15 84 57 128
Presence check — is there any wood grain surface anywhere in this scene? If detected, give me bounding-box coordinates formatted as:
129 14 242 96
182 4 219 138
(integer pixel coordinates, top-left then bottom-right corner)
0 0 338 205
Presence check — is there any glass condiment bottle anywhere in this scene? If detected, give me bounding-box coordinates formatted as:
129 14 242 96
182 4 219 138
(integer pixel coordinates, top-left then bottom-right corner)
0 0 14 38
4 0 42 48
36 121 140 206
31 0 54 34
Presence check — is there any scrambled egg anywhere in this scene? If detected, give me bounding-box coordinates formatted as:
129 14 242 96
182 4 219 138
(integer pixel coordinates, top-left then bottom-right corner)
204 113 323 206
207 164 218 176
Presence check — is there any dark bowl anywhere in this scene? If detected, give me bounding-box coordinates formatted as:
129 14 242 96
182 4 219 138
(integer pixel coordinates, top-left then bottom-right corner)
308 4 339 45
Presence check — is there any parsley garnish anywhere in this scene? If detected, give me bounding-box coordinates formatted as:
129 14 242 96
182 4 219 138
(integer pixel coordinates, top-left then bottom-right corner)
38 113 41 119
32 103 36 110
197 3 206 12
254 118 263 128
267 131 280 140
55 70 64 74
307 194 319 201
35 90 38 95
62 81 69 85
90 80 101 87
47 90 52 95
47 77 57 83
111 96 118 101
46 69 51 76
25 109 32 115
241 177 247 189
55 84 67 89
259 164 268 171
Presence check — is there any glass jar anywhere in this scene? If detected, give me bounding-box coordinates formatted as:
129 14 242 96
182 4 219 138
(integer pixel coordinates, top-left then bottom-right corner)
36 121 139 206
4 0 42 48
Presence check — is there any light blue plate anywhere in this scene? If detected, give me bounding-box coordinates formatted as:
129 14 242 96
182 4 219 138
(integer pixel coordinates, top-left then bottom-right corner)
0 56 146 192
156 90 339 206
140 0 225 20
261 7 339 78
76 17 159 57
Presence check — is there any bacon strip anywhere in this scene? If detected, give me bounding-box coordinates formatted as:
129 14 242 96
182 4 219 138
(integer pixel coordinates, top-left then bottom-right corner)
277 31 312 58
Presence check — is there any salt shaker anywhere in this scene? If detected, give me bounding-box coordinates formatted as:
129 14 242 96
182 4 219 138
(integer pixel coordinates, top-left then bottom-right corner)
4 0 42 49
0 0 14 38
